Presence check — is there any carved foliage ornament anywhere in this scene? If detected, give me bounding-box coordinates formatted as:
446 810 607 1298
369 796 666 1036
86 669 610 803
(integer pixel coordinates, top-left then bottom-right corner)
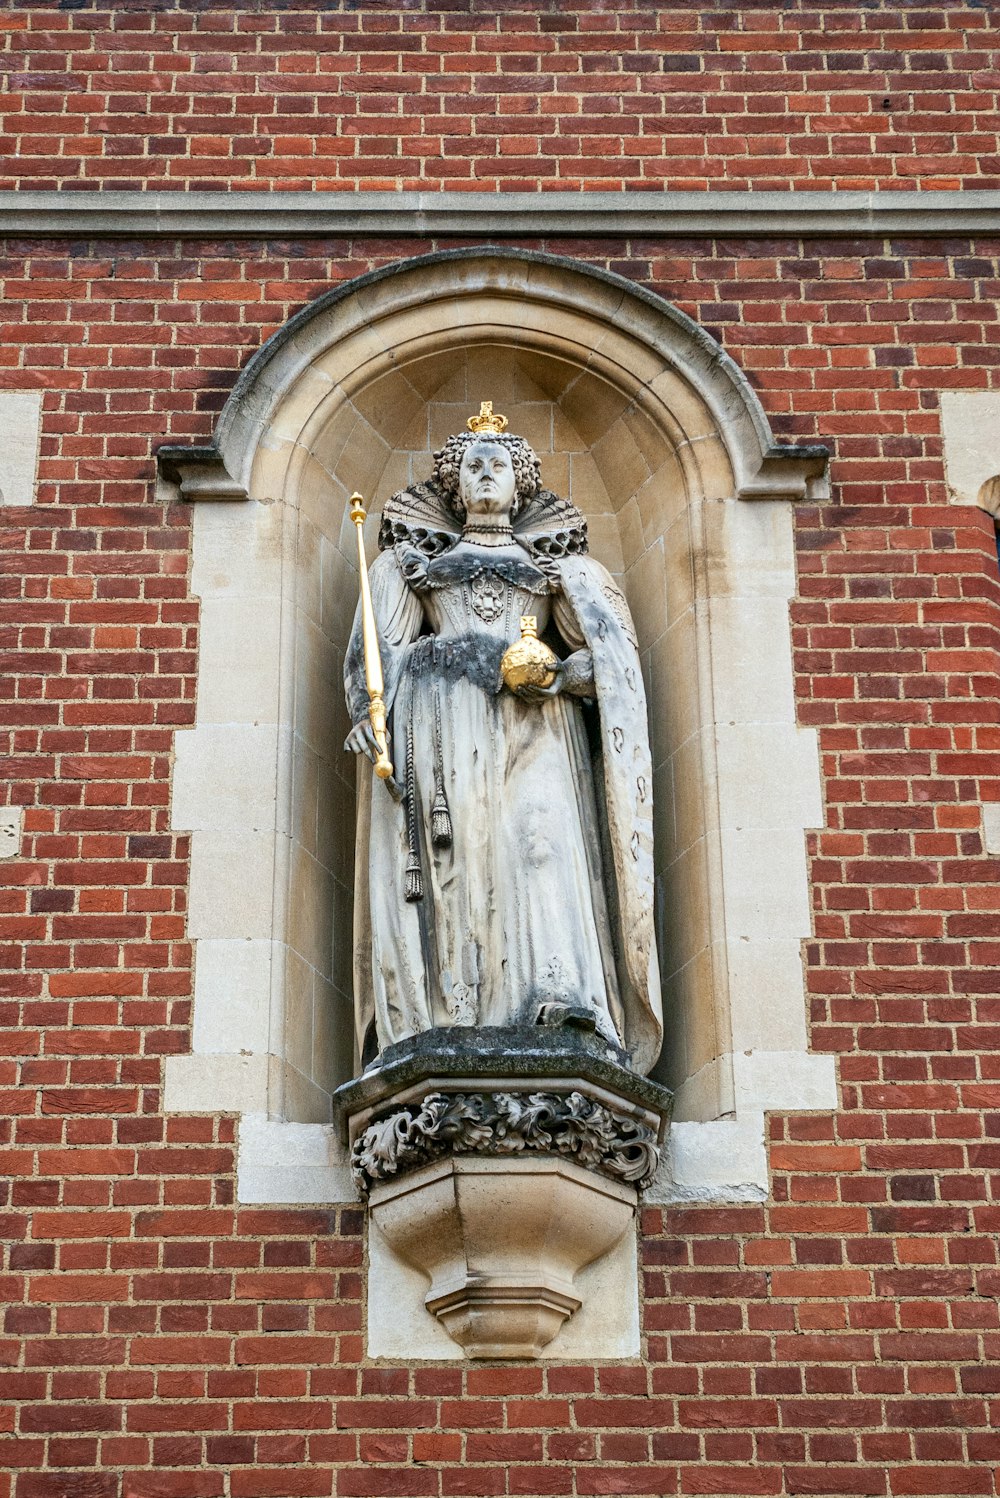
352 1089 660 1195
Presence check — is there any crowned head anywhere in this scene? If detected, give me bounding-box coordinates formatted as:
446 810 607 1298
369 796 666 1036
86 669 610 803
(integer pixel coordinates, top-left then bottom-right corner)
432 403 542 521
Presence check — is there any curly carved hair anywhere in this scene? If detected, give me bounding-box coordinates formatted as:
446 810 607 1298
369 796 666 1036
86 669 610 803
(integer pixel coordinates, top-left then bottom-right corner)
431 431 542 520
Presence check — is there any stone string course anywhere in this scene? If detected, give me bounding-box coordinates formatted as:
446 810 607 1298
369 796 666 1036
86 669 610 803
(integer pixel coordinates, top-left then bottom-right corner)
1 3 999 1497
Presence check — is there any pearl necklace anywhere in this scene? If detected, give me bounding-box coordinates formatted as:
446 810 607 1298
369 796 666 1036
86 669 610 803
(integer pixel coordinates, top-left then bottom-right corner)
462 521 515 548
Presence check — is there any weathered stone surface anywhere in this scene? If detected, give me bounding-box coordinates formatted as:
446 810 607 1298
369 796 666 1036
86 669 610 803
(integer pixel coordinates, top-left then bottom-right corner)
333 1026 673 1146
0 390 42 508
7 188 998 239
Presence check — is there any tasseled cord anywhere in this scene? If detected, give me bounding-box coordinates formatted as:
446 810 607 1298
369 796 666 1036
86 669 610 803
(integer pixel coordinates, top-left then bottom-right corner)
430 686 453 849
431 791 452 850
404 856 423 903
404 729 423 902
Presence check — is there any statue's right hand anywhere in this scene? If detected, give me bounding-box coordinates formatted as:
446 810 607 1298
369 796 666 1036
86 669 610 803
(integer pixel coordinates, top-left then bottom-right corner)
345 720 383 762
397 545 429 590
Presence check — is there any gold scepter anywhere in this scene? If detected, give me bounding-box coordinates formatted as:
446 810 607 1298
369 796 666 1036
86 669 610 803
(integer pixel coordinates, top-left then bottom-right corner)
349 493 393 780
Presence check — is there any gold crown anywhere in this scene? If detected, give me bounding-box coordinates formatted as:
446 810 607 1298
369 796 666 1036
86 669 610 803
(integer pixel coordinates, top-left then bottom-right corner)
466 400 508 438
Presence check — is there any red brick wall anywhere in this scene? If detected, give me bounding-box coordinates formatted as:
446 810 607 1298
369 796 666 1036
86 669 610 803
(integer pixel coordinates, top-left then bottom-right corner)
3 5 1000 1498
1 1 997 193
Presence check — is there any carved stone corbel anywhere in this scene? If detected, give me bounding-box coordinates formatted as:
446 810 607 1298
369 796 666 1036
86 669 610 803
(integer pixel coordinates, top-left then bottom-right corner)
370 1155 637 1359
738 443 831 502
334 1028 672 1360
156 445 248 502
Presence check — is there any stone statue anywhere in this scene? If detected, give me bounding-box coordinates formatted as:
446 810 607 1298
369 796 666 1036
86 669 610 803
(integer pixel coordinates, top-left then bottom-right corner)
345 404 662 1076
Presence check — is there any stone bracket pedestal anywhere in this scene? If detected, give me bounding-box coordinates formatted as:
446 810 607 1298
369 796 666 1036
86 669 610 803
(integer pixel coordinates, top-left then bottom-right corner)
333 1028 673 1360
371 1155 637 1359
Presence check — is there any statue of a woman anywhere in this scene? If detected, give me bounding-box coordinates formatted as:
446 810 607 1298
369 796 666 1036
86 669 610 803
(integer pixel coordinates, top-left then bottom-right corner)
345 406 662 1076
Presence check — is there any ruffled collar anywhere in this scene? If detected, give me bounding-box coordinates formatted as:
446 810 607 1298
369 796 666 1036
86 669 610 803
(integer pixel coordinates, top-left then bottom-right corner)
377 480 588 563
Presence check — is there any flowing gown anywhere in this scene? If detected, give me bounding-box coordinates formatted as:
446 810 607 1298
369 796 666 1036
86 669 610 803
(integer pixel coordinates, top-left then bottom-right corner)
348 538 627 1063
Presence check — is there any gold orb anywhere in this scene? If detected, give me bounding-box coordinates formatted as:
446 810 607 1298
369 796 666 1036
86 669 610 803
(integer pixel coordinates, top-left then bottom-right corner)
500 616 559 694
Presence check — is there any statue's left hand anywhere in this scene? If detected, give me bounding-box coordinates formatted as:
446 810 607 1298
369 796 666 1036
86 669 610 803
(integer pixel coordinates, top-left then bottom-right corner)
518 649 596 703
515 660 565 702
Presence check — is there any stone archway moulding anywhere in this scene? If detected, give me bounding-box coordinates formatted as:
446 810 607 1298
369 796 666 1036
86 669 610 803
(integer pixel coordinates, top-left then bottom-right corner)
162 248 829 509
160 248 837 1207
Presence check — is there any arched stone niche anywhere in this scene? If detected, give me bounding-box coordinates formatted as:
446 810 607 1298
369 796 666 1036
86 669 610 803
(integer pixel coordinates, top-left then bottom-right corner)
161 249 836 1203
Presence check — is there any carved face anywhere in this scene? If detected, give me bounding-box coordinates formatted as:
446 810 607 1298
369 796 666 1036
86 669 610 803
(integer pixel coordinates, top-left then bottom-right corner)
458 440 516 517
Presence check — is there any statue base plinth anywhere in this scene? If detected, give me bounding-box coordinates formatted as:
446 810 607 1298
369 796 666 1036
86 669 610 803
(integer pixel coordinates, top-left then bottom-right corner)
334 1028 672 1360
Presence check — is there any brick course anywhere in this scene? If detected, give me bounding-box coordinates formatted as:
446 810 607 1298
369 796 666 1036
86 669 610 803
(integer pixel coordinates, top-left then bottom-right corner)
2 3 1000 1497
0 2 998 192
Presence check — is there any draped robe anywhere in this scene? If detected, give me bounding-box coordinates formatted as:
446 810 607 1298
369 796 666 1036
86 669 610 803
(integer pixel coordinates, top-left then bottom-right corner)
346 527 662 1077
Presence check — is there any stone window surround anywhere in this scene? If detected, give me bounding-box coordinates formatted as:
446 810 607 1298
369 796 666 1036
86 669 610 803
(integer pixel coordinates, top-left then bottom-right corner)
158 246 840 1206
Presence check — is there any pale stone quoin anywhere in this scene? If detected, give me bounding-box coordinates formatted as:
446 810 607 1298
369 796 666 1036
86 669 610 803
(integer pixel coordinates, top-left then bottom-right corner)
940 393 1000 867
940 392 1000 514
0 807 24 859
0 391 43 508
